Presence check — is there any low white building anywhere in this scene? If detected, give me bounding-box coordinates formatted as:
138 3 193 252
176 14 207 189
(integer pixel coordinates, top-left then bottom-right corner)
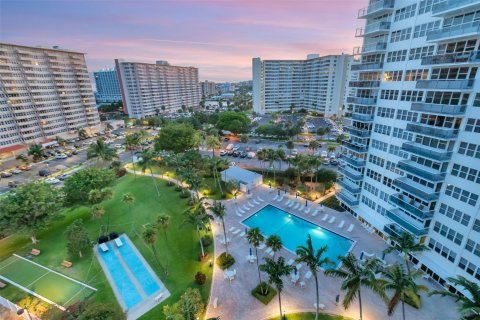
220 167 263 192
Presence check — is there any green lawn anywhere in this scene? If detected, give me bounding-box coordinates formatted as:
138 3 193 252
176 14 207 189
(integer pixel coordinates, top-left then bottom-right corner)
0 174 213 319
269 312 352 320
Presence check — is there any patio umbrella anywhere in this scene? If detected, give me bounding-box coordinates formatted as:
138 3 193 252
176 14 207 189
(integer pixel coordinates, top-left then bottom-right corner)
294 268 297 275
381 252 386 260
359 251 364 260
278 189 280 196
249 248 252 256
305 199 307 206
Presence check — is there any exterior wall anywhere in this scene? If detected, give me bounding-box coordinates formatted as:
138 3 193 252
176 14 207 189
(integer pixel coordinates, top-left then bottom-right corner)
338 0 480 293
115 59 201 119
200 80 217 96
0 43 101 151
94 68 121 104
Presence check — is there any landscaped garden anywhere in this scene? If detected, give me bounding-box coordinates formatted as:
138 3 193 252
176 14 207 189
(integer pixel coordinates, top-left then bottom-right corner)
268 312 352 320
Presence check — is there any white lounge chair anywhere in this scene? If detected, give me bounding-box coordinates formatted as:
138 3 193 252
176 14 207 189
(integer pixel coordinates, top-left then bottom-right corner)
243 205 251 211
287 258 294 266
238 232 245 237
304 207 311 214
304 271 312 280
296 263 303 271
329 216 336 224
220 237 231 244
114 237 123 248
298 205 304 212
321 214 329 221
236 211 242 217
288 202 295 208
229 227 237 232
213 297 219 308
285 199 291 206
277 196 284 202
338 220 345 228
253 199 260 205
258 243 266 250
312 209 319 216
257 196 265 202
347 224 354 232
273 194 278 201
265 248 273 254
100 243 109 252
231 229 241 235
293 203 300 210
238 208 246 214
247 202 255 208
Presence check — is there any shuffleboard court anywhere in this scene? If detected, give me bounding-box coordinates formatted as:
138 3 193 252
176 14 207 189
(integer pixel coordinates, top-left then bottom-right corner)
0 255 96 309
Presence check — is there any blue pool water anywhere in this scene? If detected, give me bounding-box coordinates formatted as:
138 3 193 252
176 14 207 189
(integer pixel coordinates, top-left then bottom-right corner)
243 205 353 267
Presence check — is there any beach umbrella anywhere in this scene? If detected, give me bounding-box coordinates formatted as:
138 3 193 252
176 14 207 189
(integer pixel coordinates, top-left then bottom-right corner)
249 248 252 256
359 251 364 260
305 199 307 206
294 268 297 275
381 252 386 260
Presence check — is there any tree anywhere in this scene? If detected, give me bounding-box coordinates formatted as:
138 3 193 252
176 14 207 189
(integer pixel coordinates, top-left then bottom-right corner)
179 167 201 200
260 257 294 320
379 264 428 320
325 253 384 320
142 225 164 272
316 127 326 137
121 192 135 223
308 140 320 154
240 134 249 143
125 132 141 177
156 214 171 275
265 234 283 259
87 139 118 166
137 149 161 198
216 111 250 134
65 219 91 258
77 128 88 138
155 122 199 153
206 135 221 157
183 199 212 258
210 201 229 254
265 148 279 182
327 144 336 154
91 204 105 219
27 144 44 161
88 187 114 205
286 140 295 155
247 227 265 293
176 288 205 320
429 276 480 320
383 232 428 275
0 182 62 243
63 168 115 204
16 154 29 165
163 304 183 320
48 300 125 320
276 147 286 171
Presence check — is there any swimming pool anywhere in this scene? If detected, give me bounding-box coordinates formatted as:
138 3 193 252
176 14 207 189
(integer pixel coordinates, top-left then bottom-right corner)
243 205 354 267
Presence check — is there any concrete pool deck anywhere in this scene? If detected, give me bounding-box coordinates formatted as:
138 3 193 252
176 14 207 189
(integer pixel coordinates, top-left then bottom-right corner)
205 185 459 320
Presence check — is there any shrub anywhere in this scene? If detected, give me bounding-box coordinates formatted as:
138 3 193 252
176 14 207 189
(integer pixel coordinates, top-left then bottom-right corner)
180 190 190 198
195 271 207 285
322 196 345 212
116 168 127 177
97 235 109 244
221 192 227 199
201 235 212 247
166 181 175 187
251 282 277 305
174 185 182 192
216 252 235 270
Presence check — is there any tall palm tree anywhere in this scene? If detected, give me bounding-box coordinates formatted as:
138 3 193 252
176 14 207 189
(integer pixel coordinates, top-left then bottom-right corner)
247 227 265 292
296 235 335 320
137 149 160 197
286 140 295 165
383 232 428 274
142 225 164 272
182 199 212 258
265 148 279 182
327 144 336 154
210 201 229 255
312 157 324 183
121 192 135 224
209 157 225 195
308 140 320 155
380 264 428 320
429 276 480 320
276 147 286 171
100 187 115 232
206 135 221 157
125 132 141 177
265 234 283 260
27 144 44 162
156 214 171 275
260 257 294 320
180 167 201 200
163 304 183 320
325 252 384 320
87 139 118 167
91 204 105 220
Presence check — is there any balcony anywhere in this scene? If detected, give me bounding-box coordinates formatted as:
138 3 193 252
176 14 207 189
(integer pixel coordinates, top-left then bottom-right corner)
398 160 446 182
427 21 480 42
356 21 391 37
345 126 371 137
347 97 377 106
432 0 480 17
421 51 480 66
342 140 369 153
358 0 394 19
411 102 466 115
402 142 452 161
341 155 366 167
351 61 384 71
394 177 439 201
351 113 374 122
406 123 458 139
416 79 475 90
389 193 435 220
349 80 381 88
354 42 388 54
337 191 360 207
338 166 364 181
386 210 429 236
337 179 361 194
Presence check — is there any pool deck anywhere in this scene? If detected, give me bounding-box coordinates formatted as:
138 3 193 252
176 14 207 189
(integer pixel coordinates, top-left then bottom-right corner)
94 234 170 320
205 185 459 320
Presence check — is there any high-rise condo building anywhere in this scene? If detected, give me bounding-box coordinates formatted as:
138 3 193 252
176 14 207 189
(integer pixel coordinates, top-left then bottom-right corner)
0 43 101 154
200 80 217 97
339 0 480 294
115 59 201 119
93 68 122 104
252 54 353 116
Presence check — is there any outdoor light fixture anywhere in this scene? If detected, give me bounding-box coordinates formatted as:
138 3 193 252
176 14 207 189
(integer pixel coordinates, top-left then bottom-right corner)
209 259 213 268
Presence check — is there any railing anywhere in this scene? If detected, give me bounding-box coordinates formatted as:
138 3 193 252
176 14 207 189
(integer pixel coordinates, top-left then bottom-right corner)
427 21 480 41
386 210 429 236
351 61 384 71
389 194 435 220
406 123 459 139
338 166 364 181
355 42 387 54
356 21 391 36
347 96 377 105
432 0 480 15
349 80 381 88
416 79 475 90
345 126 372 137
421 51 480 65
351 113 375 122
337 191 360 206
341 155 366 167
358 0 395 18
402 142 452 161
398 160 446 182
394 177 439 201
337 179 362 194
411 102 466 115
342 140 369 153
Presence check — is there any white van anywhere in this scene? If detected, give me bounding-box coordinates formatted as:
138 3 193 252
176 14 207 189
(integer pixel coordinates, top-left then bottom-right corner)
320 151 328 158
226 143 234 151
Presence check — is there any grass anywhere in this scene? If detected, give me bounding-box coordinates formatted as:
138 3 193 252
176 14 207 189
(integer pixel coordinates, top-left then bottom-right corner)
0 174 213 320
268 312 352 320
251 282 277 305
321 195 345 212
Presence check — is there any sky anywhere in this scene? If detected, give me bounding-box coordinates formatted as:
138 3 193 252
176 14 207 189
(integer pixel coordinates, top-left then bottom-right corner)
0 0 362 82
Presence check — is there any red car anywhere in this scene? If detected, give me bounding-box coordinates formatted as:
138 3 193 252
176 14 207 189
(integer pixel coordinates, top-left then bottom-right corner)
19 165 31 171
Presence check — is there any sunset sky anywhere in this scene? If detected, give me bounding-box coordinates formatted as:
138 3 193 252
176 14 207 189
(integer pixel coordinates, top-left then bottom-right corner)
1 0 363 82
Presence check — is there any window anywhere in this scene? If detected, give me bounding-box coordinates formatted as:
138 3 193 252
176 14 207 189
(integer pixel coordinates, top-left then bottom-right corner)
396 110 418 122
390 28 412 43
413 21 441 38
428 238 457 263
386 50 407 62
437 40 477 54
371 139 388 152
443 10 480 28
473 219 480 233
405 69 429 81
400 90 424 102
374 123 392 135
364 182 379 196
366 168 382 182
458 142 480 159
465 118 480 133
376 107 395 119
445 184 479 206
380 90 399 100
383 70 403 82
474 93 480 107
431 67 477 80
409 46 435 60
439 203 471 226
388 145 409 159
361 195 376 209
368 154 385 168
433 221 463 245
465 239 480 258
392 127 413 141
394 4 417 21
425 91 470 105
451 163 480 184
418 0 442 15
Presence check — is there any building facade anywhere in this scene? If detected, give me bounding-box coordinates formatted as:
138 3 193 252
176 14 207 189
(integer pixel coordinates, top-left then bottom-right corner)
338 0 480 294
93 68 122 104
0 43 101 153
115 59 201 118
252 54 353 116
200 80 217 97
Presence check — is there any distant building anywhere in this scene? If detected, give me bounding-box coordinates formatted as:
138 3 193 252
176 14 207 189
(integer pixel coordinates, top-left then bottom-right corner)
0 43 101 156
115 59 201 119
93 68 122 104
217 82 235 93
200 80 217 97
252 53 353 116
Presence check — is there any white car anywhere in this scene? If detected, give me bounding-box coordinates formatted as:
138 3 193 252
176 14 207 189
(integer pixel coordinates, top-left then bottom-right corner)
291 149 298 156
320 151 328 158
55 154 67 159
45 178 61 185
313 150 320 157
83 141 93 145
219 150 227 156
114 144 123 149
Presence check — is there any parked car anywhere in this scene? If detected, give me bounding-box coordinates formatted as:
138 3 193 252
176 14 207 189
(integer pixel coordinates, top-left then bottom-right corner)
219 150 227 156
291 149 298 156
12 169 22 174
55 154 67 159
19 165 31 171
313 150 320 157
0 171 13 178
57 174 69 181
330 159 338 165
227 150 234 156
114 144 123 149
232 151 241 157
8 181 20 188
240 151 247 158
39 169 50 177
73 143 81 148
45 178 61 185
71 150 78 155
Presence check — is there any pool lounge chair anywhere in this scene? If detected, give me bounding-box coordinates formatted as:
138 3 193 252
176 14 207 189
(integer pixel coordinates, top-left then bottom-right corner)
329 216 336 224
265 248 273 254
243 205 251 211
298 205 304 212
30 248 41 256
277 196 284 202
236 212 243 217
337 220 345 228
258 243 266 250
238 208 246 214
247 202 255 208
273 194 278 201
304 207 311 214
288 201 295 208
114 237 123 247
61 260 73 268
347 224 354 232
287 258 294 266
304 271 312 280
231 229 241 235
293 203 300 210
220 237 231 244
238 231 245 237
229 227 237 232
100 243 109 252
296 263 303 271
257 196 265 202
285 199 291 206
321 214 329 221
253 199 260 205
312 210 319 216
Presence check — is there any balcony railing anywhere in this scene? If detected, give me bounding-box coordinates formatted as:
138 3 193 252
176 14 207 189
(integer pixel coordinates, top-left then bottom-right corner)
342 140 369 153
345 126 371 137
358 0 394 19
432 0 480 16
341 155 366 167
427 21 480 42
356 21 391 37
416 79 475 90
411 102 466 115
402 142 452 161
349 80 381 88
421 51 480 65
406 123 458 139
354 42 388 54
338 166 364 181
347 97 377 105
398 160 446 182
351 61 383 71
351 113 375 122
337 180 361 194
394 177 439 201
386 210 429 236
389 193 435 219
337 191 360 207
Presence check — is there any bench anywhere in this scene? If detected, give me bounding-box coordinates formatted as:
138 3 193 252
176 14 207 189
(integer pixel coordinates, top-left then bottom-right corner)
31 248 41 256
213 297 218 308
61 260 73 268
0 281 7 289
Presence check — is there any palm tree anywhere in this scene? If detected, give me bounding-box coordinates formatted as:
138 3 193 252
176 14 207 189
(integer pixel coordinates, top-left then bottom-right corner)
77 128 88 138
142 225 164 272
206 135 221 157
383 232 428 274
210 201 229 255
327 144 336 154
286 140 295 160
265 148 278 182
247 227 265 292
55 135 67 147
182 199 212 258
27 144 44 162
260 257 294 320
430 276 480 320
156 214 171 275
121 192 135 223
308 140 320 155
87 139 118 166
312 157 323 183
125 132 141 177
265 234 283 260
276 147 286 171
137 149 160 197
380 264 428 320
209 157 225 195
91 204 105 219
163 304 183 320
16 154 29 165
296 235 335 320
325 253 384 320
180 167 201 200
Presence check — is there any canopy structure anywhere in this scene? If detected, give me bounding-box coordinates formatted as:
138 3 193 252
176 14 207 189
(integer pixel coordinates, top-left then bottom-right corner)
220 166 263 192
